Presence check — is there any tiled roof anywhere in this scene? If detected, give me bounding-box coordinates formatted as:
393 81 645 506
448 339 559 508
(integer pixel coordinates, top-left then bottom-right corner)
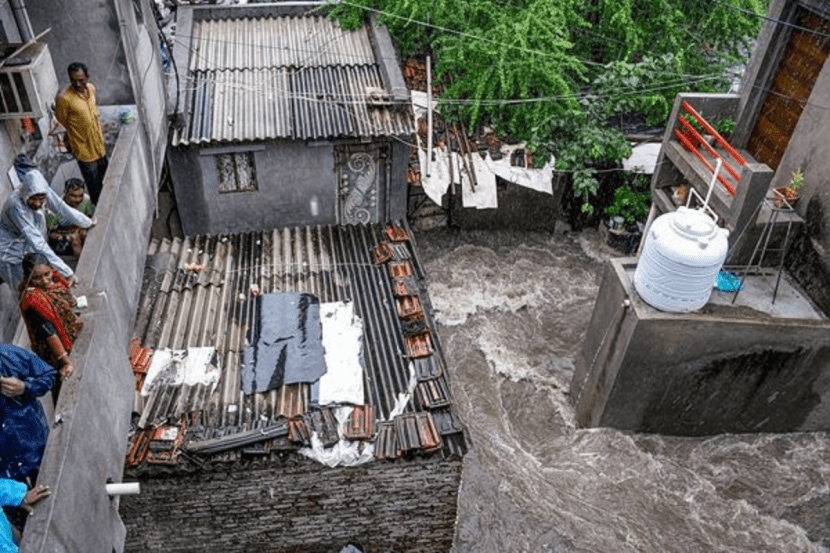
171 15 414 145
128 223 467 469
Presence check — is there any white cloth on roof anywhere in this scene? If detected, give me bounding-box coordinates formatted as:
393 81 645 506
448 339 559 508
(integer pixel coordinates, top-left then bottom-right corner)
140 347 220 397
317 301 365 406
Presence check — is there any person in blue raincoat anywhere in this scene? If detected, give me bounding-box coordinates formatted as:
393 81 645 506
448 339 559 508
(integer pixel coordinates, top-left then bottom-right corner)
0 344 55 484
0 169 94 290
0 480 50 552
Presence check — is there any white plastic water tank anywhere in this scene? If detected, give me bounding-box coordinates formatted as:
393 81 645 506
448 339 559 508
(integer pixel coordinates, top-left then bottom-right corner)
634 206 729 313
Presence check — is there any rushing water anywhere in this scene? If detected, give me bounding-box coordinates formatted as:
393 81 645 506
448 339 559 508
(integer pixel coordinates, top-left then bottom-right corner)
413 227 830 553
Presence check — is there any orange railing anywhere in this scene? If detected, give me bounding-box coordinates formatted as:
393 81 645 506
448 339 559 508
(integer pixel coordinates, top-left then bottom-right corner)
673 100 745 196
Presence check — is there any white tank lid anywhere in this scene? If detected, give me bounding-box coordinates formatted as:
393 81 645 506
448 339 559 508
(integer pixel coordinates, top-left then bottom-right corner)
670 206 718 239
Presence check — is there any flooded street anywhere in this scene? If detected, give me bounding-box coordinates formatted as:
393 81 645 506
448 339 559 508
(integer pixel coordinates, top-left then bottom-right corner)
413 227 830 553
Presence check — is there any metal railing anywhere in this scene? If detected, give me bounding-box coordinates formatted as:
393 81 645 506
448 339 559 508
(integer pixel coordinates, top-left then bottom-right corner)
673 100 746 196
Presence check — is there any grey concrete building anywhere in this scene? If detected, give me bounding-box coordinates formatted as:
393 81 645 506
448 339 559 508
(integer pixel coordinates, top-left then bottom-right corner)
167 4 413 236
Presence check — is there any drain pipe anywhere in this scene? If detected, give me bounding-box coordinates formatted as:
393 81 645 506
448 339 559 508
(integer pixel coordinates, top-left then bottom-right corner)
106 482 140 496
10 0 34 42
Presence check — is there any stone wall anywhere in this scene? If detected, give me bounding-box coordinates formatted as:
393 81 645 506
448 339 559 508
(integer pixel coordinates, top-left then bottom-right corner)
121 455 462 553
447 174 566 232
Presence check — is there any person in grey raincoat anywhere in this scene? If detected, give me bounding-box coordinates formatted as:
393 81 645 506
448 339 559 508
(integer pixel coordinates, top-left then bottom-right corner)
0 169 94 289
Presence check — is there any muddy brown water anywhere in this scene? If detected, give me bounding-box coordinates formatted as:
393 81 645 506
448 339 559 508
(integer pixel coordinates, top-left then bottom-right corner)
413 227 830 553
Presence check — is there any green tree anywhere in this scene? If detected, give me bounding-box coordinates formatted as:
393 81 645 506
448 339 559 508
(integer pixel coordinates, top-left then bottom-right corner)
326 0 769 210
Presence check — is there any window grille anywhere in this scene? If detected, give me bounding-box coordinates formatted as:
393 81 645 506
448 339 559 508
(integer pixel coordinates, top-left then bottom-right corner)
217 152 257 193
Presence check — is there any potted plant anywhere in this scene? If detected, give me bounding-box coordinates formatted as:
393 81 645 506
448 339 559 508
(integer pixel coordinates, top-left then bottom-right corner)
773 168 803 208
678 113 734 145
602 179 651 253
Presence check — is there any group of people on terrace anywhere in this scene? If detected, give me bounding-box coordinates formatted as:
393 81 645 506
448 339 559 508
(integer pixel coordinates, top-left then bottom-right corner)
0 61 107 552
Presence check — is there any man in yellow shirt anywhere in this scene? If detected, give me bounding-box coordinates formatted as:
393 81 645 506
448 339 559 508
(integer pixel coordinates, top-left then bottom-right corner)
54 62 109 205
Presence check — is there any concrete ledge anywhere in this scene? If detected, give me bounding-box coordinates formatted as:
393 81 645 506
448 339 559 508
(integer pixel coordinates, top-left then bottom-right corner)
572 258 830 436
20 122 158 553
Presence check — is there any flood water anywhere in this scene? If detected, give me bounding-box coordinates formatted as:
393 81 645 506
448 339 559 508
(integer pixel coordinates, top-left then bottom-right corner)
413 227 830 553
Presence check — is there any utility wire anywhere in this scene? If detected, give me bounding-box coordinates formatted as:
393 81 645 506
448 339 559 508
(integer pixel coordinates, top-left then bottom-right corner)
711 0 830 39
163 2 830 135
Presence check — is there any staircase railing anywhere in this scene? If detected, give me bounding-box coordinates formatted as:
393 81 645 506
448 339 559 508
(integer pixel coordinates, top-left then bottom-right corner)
673 100 746 196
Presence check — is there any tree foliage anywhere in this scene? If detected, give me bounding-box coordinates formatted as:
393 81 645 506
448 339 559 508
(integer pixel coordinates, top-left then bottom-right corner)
326 0 770 209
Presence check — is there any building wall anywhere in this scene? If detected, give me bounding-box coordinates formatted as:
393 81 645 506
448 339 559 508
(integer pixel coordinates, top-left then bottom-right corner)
26 0 134 105
733 0 830 314
170 137 410 236
168 141 339 236
0 115 20 339
121 455 462 553
772 45 830 311
388 139 408 222
572 259 830 436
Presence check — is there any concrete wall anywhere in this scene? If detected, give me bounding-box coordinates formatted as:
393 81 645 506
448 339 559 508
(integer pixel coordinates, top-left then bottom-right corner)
449 174 565 231
732 0 830 314
168 141 339 236
18 123 156 553
0 119 23 341
26 0 134 105
118 0 168 178
120 455 462 553
170 137 409 236
572 259 830 436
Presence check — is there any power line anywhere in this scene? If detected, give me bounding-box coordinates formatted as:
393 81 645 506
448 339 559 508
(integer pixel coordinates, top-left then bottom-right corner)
165 3 830 133
334 0 606 67
172 26 731 108
176 63 723 106
711 0 830 39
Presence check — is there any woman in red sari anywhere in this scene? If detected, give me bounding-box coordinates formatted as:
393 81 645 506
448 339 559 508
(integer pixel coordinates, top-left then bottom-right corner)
17 253 82 399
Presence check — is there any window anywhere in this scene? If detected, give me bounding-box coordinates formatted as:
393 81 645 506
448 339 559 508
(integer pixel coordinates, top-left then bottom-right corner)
216 152 257 193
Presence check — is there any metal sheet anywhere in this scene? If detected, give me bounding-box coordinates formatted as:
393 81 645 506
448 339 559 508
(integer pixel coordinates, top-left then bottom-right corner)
174 15 413 145
130 223 463 463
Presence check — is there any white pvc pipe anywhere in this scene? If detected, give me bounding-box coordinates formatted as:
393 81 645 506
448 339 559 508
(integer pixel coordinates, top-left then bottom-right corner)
703 158 722 208
106 482 141 496
426 55 433 178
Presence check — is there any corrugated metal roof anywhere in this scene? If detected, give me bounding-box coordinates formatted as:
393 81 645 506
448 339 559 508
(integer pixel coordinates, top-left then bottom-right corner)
189 16 377 72
128 223 467 468
173 15 413 145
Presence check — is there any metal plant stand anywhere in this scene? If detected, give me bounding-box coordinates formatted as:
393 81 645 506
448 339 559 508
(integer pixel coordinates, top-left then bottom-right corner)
729 194 798 304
